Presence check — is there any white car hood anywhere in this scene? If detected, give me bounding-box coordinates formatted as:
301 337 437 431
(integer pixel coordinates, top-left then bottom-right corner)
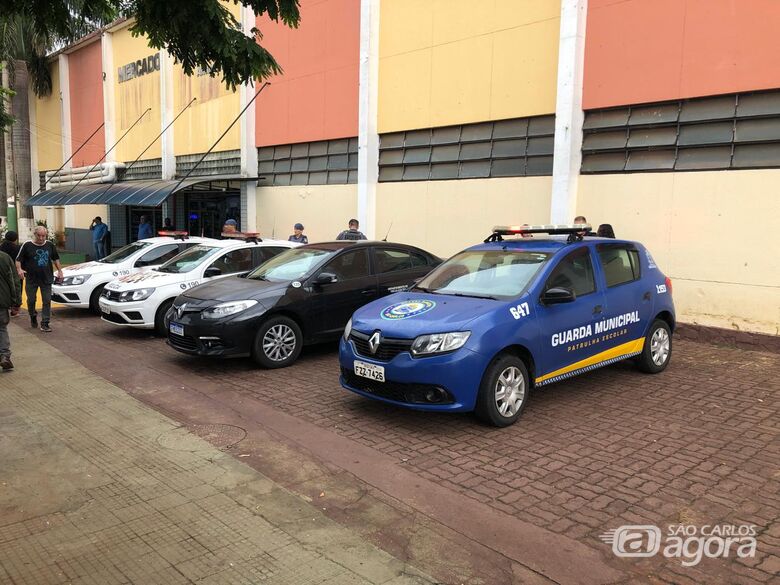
104 269 183 291
62 261 125 277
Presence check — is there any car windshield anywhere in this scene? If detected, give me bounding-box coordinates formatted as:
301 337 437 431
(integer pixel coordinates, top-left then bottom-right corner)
247 247 335 282
156 245 220 274
415 249 550 299
99 241 152 264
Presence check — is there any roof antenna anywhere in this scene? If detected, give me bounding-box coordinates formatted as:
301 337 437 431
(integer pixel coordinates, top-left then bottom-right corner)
382 221 393 242
271 218 276 240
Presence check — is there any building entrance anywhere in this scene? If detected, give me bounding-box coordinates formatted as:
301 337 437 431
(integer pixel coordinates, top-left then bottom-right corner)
185 192 241 239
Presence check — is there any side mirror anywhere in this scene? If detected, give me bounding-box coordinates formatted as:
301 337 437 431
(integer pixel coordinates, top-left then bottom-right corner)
315 272 338 285
542 287 576 304
204 266 222 278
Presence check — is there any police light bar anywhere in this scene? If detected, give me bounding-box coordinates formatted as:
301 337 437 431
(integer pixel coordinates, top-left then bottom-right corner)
157 230 189 240
485 224 591 242
221 231 263 242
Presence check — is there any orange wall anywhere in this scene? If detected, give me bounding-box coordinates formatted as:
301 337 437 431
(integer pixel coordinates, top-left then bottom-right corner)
68 40 105 167
255 0 359 146
584 0 780 109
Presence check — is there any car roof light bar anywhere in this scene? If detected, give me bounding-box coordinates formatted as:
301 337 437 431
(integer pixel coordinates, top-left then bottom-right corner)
157 230 190 240
221 231 263 243
484 224 591 243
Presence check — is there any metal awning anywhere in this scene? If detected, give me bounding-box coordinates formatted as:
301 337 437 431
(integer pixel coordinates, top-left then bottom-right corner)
26 176 257 207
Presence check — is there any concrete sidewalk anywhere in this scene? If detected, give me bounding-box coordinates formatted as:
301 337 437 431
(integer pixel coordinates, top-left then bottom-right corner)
0 324 435 585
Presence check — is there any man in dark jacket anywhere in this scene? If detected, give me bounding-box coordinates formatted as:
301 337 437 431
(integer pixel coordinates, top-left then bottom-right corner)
336 219 367 241
0 248 22 370
0 230 20 260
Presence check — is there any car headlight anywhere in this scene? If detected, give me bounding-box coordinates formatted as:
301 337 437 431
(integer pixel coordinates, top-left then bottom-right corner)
61 274 91 286
118 288 155 302
343 317 352 341
201 300 258 320
411 331 471 356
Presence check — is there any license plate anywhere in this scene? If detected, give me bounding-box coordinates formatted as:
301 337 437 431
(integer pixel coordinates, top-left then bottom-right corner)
100 302 110 315
169 322 184 336
354 360 385 382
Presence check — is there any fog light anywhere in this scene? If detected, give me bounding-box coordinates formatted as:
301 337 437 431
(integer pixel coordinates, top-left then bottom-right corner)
424 388 445 403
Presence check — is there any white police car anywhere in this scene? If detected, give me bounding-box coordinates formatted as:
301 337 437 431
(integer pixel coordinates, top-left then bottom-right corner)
340 225 676 427
52 233 213 313
99 234 298 335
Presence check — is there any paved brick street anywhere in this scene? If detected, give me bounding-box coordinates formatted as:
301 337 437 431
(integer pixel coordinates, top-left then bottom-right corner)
15 309 780 584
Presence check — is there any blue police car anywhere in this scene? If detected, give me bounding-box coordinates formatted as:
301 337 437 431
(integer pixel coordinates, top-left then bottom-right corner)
339 225 675 427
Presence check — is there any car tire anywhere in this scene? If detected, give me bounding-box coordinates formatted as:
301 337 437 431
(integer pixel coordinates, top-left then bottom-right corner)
475 354 530 427
89 285 105 315
155 299 174 337
637 319 672 374
252 316 303 369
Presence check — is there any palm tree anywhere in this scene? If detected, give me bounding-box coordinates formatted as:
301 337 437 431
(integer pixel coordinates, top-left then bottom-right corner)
0 7 115 232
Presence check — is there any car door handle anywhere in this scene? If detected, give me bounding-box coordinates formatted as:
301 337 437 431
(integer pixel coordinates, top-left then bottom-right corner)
361 289 375 295
593 305 603 314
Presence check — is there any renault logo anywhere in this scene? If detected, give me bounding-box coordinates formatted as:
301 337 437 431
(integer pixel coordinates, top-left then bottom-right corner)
176 303 186 319
368 331 381 354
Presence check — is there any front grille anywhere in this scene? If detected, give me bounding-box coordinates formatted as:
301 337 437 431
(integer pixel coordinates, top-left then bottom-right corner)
102 312 128 324
102 290 123 301
342 369 453 405
349 331 412 361
168 334 198 352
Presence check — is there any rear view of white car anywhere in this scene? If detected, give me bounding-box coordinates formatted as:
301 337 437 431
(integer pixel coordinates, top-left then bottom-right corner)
52 234 214 313
98 235 298 335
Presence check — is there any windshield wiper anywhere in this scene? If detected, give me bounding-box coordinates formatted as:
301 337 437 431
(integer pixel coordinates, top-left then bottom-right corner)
447 292 498 300
412 285 439 294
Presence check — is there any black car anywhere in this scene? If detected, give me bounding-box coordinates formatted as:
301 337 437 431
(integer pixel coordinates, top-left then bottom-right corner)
165 241 441 368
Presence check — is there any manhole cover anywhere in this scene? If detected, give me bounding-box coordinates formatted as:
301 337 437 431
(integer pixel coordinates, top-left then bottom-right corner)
157 424 247 452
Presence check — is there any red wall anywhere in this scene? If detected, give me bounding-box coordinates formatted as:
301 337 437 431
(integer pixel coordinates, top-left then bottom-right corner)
68 40 105 167
584 0 780 109
255 0 360 147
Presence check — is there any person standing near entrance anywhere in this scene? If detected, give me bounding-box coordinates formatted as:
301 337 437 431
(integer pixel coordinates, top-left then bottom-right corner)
0 247 22 370
90 216 108 260
336 219 367 241
138 215 153 240
288 223 308 244
16 226 62 333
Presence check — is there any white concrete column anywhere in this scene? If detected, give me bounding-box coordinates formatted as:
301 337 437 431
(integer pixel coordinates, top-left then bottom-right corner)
550 0 588 224
58 54 72 167
240 5 259 232
160 50 175 179
357 0 380 239
101 31 116 163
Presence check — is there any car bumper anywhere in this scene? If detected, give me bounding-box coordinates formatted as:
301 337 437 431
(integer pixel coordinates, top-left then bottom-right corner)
98 298 155 328
164 312 256 357
338 337 485 412
51 284 91 308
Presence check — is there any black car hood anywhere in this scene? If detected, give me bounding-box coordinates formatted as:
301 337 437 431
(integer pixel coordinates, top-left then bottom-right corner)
183 276 289 303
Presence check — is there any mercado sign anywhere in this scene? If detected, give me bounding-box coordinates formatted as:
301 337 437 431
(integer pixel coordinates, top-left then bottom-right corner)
117 53 160 83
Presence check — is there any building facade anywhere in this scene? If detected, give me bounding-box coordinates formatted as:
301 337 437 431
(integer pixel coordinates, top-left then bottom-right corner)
24 0 780 335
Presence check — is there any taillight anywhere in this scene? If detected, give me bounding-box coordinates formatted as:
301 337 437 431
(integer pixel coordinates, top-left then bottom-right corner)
665 276 672 295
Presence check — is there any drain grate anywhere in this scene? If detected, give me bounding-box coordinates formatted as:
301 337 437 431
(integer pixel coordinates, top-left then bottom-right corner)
157 423 247 452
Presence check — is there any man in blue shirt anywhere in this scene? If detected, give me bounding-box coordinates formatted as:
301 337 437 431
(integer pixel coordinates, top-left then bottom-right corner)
90 216 108 260
138 215 153 240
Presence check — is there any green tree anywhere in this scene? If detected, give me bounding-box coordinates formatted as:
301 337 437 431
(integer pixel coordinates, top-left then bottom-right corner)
0 0 301 98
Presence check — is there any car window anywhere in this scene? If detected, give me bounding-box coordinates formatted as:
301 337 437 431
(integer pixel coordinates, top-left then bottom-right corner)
99 241 151 264
417 250 549 299
410 252 429 267
135 244 179 267
545 247 595 297
321 249 370 280
208 248 254 274
597 245 641 287
259 247 288 262
375 248 414 274
248 248 335 282
156 245 220 273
